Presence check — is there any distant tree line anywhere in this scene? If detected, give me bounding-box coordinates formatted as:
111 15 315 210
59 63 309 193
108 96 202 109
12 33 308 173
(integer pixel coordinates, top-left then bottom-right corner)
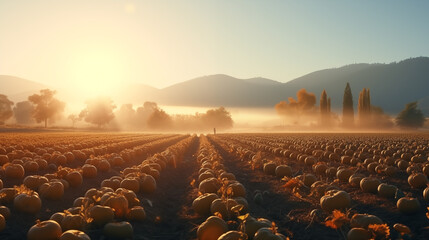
275 82 426 129
0 89 233 131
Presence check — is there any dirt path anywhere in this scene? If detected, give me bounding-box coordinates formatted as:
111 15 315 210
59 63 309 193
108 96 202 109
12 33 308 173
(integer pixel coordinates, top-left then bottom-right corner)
208 136 339 240
122 136 201 240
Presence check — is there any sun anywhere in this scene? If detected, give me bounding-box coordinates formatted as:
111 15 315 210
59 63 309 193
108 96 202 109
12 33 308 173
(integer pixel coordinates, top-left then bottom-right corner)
68 48 128 98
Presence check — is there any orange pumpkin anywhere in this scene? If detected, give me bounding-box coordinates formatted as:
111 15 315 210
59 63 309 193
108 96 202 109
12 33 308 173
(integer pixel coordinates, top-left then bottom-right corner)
89 205 114 226
347 228 371 240
27 220 62 240
103 221 133 239
139 174 156 193
60 230 90 240
81 164 97 178
23 175 49 191
0 206 10 219
397 197 420 214
0 214 5 232
50 212 66 225
102 193 129 218
39 181 64 200
408 173 428 189
65 171 83 188
61 214 86 231
192 193 219 216
120 178 140 193
197 216 228 240
320 190 351 212
13 192 42 214
5 164 25 178
126 206 146 221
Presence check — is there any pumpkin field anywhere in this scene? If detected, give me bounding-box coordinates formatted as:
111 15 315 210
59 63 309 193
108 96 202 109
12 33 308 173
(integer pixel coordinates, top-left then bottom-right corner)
0 132 428 240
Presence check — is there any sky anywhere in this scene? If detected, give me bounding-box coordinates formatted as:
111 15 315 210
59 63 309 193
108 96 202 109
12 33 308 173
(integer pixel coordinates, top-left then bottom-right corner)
1 0 429 94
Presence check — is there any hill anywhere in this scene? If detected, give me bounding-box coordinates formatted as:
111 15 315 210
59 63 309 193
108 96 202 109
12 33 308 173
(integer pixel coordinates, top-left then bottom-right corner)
1 57 428 114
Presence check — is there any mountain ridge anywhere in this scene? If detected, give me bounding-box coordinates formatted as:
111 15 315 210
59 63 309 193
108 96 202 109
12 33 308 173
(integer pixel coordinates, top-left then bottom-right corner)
1 57 428 114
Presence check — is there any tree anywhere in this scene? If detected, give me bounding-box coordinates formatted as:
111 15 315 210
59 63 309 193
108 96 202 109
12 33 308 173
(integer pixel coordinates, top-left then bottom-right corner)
28 89 65 128
147 108 172 130
0 94 14 125
342 82 354 127
13 101 35 124
68 114 81 128
80 97 116 128
396 102 425 128
116 104 137 129
201 107 233 130
358 88 371 124
320 89 331 126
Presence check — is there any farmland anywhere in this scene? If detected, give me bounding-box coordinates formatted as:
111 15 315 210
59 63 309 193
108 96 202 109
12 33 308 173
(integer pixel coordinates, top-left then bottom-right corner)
0 132 429 240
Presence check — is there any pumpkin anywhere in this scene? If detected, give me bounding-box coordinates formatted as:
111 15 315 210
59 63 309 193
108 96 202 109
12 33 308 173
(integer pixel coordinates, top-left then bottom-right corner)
101 179 121 191
227 182 246 198
348 174 364 188
393 223 411 235
73 197 94 207
325 167 337 178
397 160 409 170
377 183 397 198
320 190 351 212
0 206 10 219
313 163 328 176
115 188 140 207
60 230 90 240
199 171 215 182
218 231 246 240
89 205 114 226
39 181 64 200
0 155 9 165
0 188 18 203
423 187 429 201
0 179 2 190
219 172 236 181
65 171 83 187
350 214 383 228
397 197 420 214
23 161 39 172
23 175 49 191
254 227 286 240
102 193 129 218
199 177 220 194
103 221 133 239
98 160 111 172
263 162 276 176
337 168 354 182
360 177 381 193
407 173 428 189
301 174 317 187
347 228 371 240
139 174 156 193
234 197 249 213
27 220 62 240
192 193 219 216
61 214 86 231
120 178 140 193
197 216 228 240
210 199 228 219
244 217 271 239
5 164 25 178
126 206 146 221
13 192 41 214
50 212 66 225
81 164 97 178
0 214 5 232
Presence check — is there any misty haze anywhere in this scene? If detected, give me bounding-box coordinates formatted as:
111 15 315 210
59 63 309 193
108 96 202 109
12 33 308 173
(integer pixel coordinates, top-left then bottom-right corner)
0 1 428 240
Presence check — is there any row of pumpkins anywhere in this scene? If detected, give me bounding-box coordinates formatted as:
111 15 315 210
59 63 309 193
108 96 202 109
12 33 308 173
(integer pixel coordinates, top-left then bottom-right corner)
193 136 287 240
219 136 427 239
0 135 195 239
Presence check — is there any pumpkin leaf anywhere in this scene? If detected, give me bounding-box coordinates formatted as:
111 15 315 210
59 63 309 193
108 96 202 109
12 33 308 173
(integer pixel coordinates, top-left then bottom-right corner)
368 223 390 240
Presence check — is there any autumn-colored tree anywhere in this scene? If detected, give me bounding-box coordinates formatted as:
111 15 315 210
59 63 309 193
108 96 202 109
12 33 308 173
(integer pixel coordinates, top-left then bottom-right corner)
358 88 371 124
147 108 172 130
342 82 354 127
80 97 116 128
396 102 425 128
275 88 316 115
0 94 14 125
28 89 65 128
201 107 233 130
13 101 35 124
116 104 137 129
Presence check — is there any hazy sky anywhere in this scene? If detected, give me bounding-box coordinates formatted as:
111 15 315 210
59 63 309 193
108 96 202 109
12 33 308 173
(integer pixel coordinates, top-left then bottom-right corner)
1 0 429 93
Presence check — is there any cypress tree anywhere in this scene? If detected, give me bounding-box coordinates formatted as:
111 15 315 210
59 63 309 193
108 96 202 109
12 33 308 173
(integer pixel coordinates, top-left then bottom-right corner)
342 82 354 126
